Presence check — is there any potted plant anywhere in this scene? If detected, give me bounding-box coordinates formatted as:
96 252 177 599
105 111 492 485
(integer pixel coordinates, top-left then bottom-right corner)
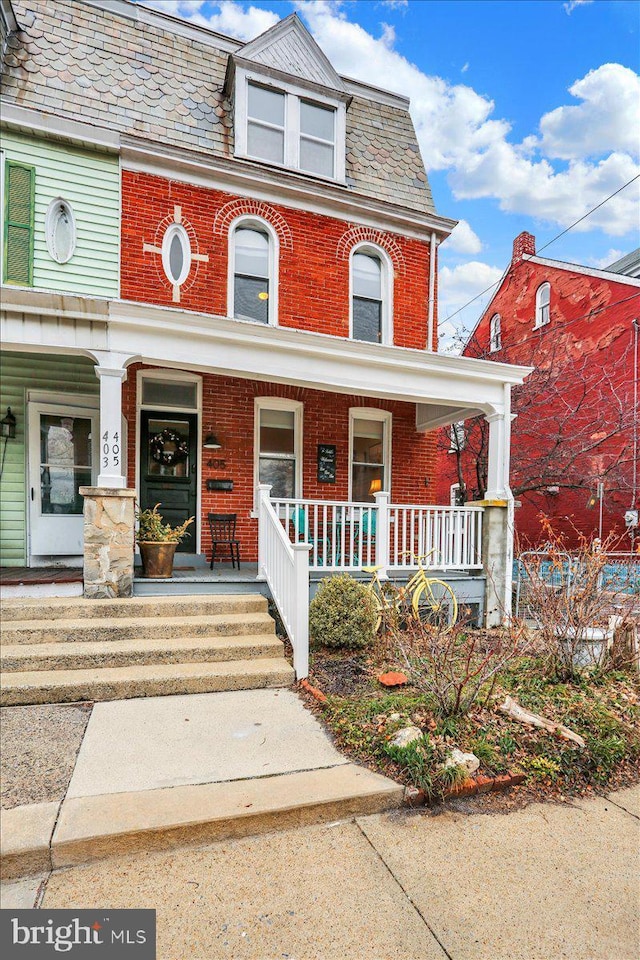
136 503 194 578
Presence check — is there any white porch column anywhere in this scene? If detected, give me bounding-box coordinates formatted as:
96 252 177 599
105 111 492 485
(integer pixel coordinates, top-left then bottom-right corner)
374 490 391 579
479 385 515 625
92 352 132 488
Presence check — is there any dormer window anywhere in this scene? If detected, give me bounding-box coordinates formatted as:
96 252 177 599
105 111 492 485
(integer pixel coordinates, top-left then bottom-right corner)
242 79 341 180
229 15 349 184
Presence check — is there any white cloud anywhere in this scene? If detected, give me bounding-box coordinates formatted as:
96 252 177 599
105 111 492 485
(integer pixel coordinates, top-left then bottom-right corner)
564 0 594 14
443 219 482 255
144 0 278 40
379 0 408 9
588 249 624 269
144 0 640 238
437 261 503 350
540 64 640 160
461 62 469 74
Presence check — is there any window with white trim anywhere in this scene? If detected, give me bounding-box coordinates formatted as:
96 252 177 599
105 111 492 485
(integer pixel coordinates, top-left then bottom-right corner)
255 399 302 500
45 198 76 264
161 223 191 289
349 409 391 502
235 73 346 182
489 313 501 352
350 245 393 345
229 217 278 325
535 282 550 328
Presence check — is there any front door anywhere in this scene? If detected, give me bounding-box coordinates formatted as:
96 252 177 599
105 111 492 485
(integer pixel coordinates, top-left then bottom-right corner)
28 401 99 558
140 411 198 553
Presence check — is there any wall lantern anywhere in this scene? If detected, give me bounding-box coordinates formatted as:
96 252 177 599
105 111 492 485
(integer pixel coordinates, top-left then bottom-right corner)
1 407 16 440
203 431 222 450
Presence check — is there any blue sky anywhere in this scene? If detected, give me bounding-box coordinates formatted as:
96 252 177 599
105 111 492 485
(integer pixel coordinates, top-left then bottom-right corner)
143 0 640 343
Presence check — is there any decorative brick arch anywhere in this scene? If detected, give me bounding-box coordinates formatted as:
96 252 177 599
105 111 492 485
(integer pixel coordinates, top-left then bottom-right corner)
213 199 293 251
336 227 405 274
142 205 208 302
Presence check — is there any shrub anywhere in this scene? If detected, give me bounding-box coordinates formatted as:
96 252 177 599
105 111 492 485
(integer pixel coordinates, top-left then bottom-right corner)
309 574 378 649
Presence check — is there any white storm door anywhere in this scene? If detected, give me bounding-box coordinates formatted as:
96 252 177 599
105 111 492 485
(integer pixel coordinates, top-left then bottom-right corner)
28 401 99 557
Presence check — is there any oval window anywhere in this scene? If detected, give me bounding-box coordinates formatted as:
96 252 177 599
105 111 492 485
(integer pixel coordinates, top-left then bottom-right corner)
45 198 76 264
161 224 191 287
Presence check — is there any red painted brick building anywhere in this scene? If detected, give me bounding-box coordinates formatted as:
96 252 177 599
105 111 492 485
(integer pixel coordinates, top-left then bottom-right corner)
438 233 640 548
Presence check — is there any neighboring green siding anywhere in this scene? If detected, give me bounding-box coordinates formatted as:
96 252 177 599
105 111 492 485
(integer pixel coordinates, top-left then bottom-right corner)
0 352 99 566
1 131 119 297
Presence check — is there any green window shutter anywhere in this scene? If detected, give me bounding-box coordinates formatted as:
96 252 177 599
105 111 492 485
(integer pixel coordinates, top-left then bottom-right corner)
4 161 35 286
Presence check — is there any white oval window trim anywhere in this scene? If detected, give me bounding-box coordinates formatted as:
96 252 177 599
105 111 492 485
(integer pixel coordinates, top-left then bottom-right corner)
161 223 191 287
45 198 77 264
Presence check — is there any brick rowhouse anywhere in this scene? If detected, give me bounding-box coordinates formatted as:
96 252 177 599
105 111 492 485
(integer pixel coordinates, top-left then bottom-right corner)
438 232 639 547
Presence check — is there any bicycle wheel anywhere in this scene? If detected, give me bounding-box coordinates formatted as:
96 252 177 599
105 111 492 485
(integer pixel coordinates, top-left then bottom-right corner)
411 578 458 628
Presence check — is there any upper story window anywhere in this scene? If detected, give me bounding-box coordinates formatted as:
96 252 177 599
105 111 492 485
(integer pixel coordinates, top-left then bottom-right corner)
489 313 501 352
229 217 278 325
234 71 346 183
161 223 191 289
45 198 76 264
350 245 393 345
535 282 550 328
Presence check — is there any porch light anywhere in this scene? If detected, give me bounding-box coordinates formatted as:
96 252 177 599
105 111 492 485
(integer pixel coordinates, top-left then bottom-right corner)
369 478 382 495
204 432 222 450
1 407 16 440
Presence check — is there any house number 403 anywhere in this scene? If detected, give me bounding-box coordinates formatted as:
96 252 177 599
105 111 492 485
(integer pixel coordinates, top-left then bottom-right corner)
102 430 120 468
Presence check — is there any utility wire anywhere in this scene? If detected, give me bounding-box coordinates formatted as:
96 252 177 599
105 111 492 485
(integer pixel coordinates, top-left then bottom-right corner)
438 173 640 327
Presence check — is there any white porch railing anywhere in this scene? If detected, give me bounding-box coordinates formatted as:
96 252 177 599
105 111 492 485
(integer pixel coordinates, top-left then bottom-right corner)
257 485 311 679
258 486 484 680
270 493 483 574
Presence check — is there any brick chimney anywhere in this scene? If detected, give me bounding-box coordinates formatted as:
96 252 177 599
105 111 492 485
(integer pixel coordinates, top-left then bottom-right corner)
512 231 536 263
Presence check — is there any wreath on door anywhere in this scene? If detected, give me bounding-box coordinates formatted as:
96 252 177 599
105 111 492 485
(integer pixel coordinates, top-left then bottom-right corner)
149 428 189 467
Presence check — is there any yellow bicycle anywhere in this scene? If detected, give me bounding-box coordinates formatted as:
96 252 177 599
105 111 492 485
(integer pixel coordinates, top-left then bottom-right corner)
364 551 458 632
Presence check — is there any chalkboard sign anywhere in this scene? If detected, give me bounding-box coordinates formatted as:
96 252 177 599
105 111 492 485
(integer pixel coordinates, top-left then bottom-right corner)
317 444 337 483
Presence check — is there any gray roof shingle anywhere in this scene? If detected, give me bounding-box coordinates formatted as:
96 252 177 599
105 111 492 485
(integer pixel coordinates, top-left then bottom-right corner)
2 0 436 214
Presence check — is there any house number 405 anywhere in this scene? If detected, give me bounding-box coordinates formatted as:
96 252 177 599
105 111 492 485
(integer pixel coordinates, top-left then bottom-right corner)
102 430 120 468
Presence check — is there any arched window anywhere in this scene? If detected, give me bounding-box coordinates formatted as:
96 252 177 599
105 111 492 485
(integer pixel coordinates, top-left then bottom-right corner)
161 223 191 289
489 313 501 352
45 198 76 264
350 245 393 344
229 219 278 325
535 282 550 328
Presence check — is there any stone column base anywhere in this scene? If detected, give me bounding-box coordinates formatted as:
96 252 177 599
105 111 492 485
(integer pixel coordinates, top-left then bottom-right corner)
80 487 137 599
469 499 511 628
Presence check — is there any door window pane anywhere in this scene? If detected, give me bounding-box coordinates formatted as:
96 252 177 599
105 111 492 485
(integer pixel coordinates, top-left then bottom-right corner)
39 415 92 515
141 379 197 409
147 418 190 478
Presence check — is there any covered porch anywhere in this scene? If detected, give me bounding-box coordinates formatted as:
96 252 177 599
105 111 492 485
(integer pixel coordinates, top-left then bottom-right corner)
1 289 530 676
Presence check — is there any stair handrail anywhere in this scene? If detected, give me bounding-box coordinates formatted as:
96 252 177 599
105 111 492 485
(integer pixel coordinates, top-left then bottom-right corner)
257 484 310 679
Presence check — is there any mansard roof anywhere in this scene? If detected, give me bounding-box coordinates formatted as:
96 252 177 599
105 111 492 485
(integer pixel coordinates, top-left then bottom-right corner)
0 0 436 215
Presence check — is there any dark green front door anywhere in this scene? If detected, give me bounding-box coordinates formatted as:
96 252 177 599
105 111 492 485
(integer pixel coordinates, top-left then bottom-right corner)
140 411 198 554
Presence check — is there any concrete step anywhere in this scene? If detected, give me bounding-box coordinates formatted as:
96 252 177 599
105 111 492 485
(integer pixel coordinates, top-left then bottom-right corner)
1 611 275 645
51 764 403 869
1 635 284 672
0 658 294 706
0 594 268 623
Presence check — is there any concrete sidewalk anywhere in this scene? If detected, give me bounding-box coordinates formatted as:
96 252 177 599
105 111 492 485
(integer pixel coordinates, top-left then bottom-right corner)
4 785 638 960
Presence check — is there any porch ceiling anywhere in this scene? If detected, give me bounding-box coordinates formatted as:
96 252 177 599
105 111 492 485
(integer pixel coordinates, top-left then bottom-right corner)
1 289 531 425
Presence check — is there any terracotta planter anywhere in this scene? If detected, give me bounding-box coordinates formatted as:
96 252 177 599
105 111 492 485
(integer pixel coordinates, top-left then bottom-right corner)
138 541 178 578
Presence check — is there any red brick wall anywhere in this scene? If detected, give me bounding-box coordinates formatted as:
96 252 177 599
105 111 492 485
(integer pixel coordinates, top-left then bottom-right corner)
123 366 437 559
121 170 433 349
437 248 638 547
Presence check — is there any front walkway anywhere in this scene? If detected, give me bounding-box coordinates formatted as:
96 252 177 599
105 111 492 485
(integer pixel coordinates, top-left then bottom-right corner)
4 786 638 959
